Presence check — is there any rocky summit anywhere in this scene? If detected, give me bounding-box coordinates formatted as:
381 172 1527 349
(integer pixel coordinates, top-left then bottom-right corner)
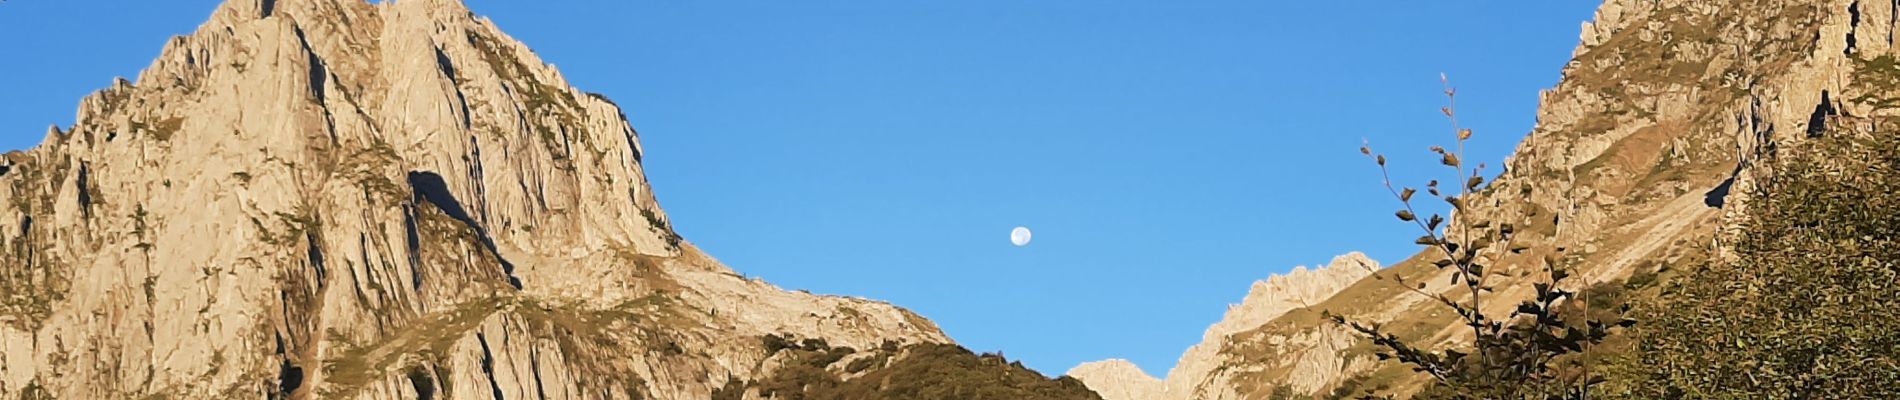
0 1 1108 399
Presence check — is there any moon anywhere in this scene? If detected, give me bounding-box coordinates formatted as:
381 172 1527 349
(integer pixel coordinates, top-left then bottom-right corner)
1010 226 1033 247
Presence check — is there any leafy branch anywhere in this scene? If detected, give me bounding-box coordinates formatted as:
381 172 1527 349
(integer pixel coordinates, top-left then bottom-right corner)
1326 76 1634 400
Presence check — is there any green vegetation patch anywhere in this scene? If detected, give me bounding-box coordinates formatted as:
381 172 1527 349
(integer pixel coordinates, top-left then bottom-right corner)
1626 122 1900 398
739 337 1099 400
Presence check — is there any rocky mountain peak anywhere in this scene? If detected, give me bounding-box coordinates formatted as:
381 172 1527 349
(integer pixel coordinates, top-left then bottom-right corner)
1070 253 1379 400
0 1 952 398
1066 359 1162 400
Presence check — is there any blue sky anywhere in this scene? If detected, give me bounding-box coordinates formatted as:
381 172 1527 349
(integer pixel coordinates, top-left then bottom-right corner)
0 1 1601 377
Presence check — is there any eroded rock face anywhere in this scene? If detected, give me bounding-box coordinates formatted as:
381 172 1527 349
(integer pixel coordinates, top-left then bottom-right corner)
1079 0 1898 397
0 1 948 398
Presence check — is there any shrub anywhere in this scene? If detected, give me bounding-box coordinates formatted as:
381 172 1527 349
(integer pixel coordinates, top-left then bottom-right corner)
1630 126 1900 398
1331 78 1632 399
762 333 794 354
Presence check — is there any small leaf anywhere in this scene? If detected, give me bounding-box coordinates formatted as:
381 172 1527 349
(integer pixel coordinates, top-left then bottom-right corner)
1442 153 1461 167
1458 128 1472 140
1396 210 1417 222
1466 176 1484 190
1377 155 1386 166
1360 146 1371 155
1415 235 1437 245
1400 188 1416 202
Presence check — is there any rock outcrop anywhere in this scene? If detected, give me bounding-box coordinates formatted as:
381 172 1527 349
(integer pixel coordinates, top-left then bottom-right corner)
1077 0 1894 397
0 1 956 398
1065 359 1161 400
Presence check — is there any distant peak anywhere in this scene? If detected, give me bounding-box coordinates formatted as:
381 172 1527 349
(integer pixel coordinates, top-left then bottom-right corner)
1067 359 1163 400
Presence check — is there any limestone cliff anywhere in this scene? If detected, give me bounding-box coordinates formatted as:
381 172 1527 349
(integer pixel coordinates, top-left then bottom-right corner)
1076 0 1890 397
0 1 956 399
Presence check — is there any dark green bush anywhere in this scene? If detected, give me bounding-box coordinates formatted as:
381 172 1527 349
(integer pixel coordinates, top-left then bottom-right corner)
738 342 1100 400
1632 129 1900 398
763 333 794 354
